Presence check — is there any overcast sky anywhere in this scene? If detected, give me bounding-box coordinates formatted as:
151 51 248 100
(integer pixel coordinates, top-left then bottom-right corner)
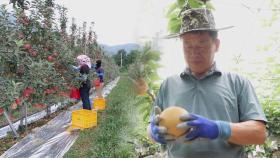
0 0 172 45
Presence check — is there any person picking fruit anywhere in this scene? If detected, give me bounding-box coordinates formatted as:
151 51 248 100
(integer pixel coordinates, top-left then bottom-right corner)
78 64 92 110
147 6 267 158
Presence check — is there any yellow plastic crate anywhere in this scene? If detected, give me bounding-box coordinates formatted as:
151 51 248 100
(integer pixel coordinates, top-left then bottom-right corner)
93 98 106 110
71 109 97 129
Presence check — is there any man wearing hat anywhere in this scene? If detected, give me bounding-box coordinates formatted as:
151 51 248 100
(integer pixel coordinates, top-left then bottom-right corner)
147 7 267 158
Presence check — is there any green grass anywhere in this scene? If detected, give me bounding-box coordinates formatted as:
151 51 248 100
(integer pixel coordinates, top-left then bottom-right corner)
64 76 139 158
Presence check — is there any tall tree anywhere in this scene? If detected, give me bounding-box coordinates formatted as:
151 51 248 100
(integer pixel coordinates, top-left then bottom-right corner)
113 49 127 68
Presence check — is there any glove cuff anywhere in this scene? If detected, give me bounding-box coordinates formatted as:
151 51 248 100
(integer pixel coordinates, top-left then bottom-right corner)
216 121 231 140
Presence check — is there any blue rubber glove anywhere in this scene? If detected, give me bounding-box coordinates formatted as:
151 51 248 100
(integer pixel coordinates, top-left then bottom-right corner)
150 116 167 144
149 106 175 144
177 114 231 141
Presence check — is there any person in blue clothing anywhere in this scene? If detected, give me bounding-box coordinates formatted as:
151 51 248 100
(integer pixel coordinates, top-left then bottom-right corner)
147 7 267 158
94 60 104 82
94 60 104 98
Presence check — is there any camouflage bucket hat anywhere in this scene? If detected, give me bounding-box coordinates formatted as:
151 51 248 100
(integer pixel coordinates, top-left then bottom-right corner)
165 8 233 38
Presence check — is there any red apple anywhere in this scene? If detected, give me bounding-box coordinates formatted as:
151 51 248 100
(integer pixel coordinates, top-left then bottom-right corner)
23 87 35 98
15 98 21 105
47 56 54 62
0 108 4 115
52 86 59 91
23 44 32 50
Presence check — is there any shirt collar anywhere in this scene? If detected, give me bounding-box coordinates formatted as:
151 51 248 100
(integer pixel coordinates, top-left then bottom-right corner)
180 62 222 80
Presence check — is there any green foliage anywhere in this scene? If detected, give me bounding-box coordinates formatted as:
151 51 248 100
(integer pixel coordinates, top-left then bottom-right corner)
10 0 30 10
262 97 280 136
0 0 119 123
256 0 280 141
0 78 24 108
260 0 280 27
245 135 280 158
125 42 161 125
127 43 161 81
65 77 138 158
136 95 154 123
243 0 280 156
113 49 139 71
113 49 127 69
65 76 161 157
102 55 119 82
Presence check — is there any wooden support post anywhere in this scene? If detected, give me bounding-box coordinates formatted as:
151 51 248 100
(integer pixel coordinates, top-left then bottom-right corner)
3 109 19 138
19 103 27 132
24 103 27 130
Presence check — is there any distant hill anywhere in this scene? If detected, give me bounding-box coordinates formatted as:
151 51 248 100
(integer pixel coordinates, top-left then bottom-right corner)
101 43 140 56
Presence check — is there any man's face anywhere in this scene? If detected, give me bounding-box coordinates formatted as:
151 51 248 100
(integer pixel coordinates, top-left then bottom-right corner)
181 31 220 75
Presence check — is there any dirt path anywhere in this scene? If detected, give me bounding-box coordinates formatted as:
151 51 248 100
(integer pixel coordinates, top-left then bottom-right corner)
0 77 119 158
